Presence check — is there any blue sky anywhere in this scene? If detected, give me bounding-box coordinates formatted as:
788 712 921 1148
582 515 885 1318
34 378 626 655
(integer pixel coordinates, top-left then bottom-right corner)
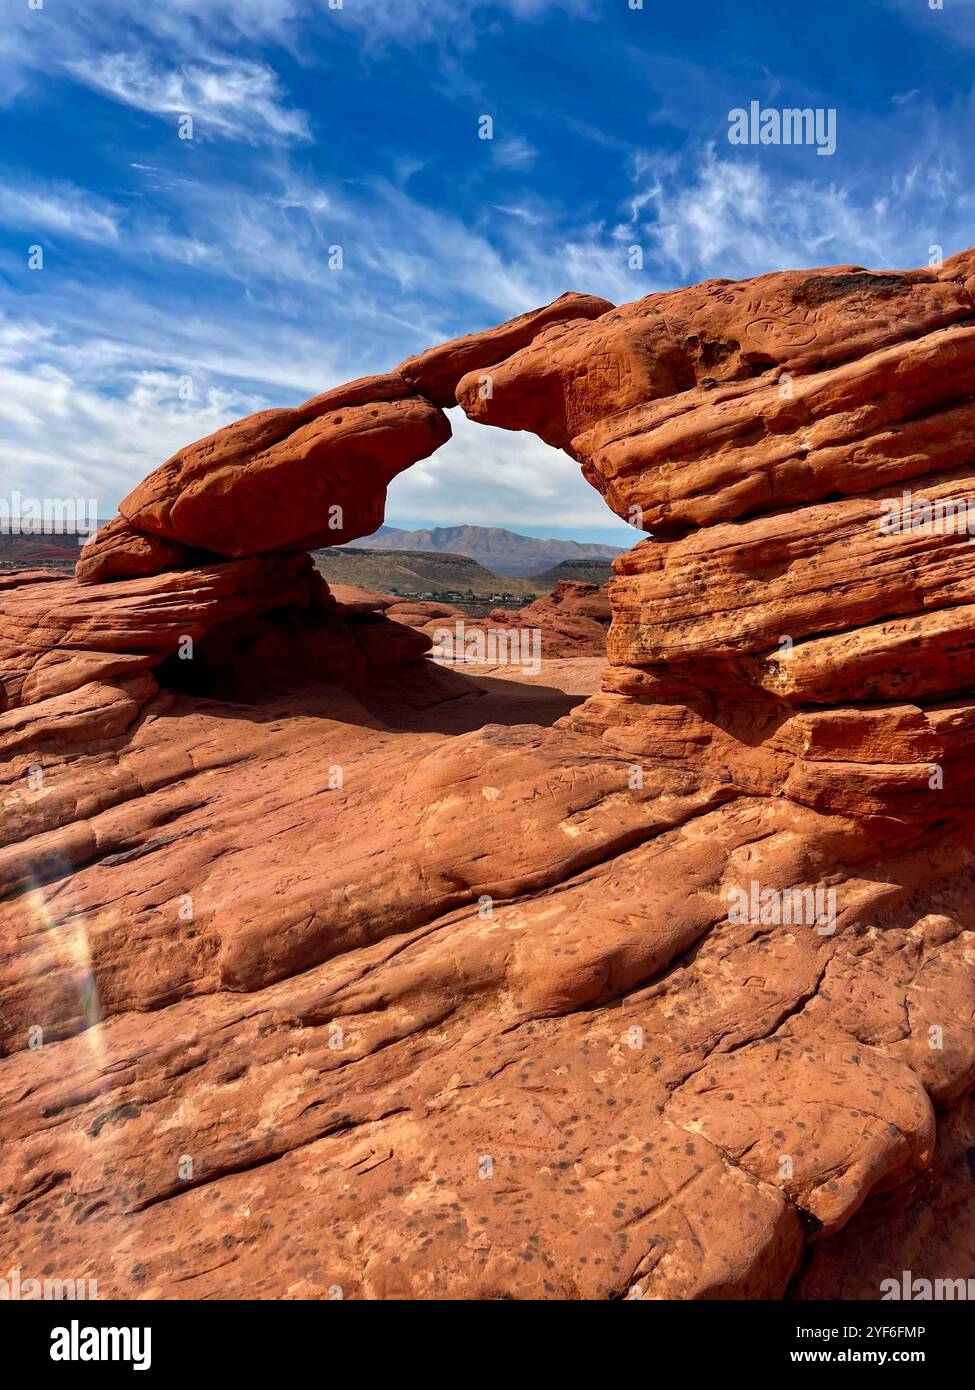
1 0 973 543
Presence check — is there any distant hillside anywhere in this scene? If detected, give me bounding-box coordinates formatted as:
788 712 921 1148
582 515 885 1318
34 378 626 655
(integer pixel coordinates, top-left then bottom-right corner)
0 531 85 573
530 557 616 586
356 524 624 577
312 547 543 600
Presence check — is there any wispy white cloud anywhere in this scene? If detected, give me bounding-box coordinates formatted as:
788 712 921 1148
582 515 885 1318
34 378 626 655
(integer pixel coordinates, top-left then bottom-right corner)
66 53 311 144
491 135 539 171
109 161 633 325
1 0 593 114
0 309 265 510
332 0 593 45
0 175 120 244
625 144 975 283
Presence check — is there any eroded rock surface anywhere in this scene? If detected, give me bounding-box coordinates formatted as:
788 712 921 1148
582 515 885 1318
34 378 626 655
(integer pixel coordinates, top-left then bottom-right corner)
792 1087 975 1300
2 255 975 1299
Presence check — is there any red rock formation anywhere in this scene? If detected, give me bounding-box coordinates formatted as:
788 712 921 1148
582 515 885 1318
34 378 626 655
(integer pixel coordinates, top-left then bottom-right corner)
76 293 613 583
76 515 198 585
456 261 972 457
457 259 975 819
326 582 395 613
380 581 611 659
1 555 316 708
792 1085 975 1300
395 291 613 405
501 579 610 654
2 257 975 1301
120 393 450 560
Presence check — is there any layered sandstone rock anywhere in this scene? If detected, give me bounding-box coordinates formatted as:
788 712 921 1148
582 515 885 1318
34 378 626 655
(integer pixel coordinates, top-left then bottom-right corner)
457 260 975 821
792 1086 975 1299
0 555 435 773
395 290 613 405
2 255 975 1301
75 515 198 585
457 262 973 457
507 579 611 652
1 555 318 708
2 677 972 1298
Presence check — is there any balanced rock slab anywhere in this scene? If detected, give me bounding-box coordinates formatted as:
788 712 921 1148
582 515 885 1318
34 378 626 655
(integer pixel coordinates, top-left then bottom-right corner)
119 394 450 558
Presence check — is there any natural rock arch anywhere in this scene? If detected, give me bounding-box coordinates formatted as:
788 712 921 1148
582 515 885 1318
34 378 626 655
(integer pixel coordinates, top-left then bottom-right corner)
4 250 975 1300
67 244 975 821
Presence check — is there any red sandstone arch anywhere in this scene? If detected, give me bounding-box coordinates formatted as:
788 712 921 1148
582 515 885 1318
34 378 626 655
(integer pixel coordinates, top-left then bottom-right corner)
78 248 975 583
13 244 975 825
5 250 975 1301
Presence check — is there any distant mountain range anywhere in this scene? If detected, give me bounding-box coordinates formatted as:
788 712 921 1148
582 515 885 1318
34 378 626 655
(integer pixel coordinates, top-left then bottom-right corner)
313 546 616 607
355 525 624 577
531 557 617 586
0 523 621 596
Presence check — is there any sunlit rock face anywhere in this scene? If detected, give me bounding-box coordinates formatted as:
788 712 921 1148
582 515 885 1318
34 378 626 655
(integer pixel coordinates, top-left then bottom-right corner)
2 254 974 1301
455 250 975 819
